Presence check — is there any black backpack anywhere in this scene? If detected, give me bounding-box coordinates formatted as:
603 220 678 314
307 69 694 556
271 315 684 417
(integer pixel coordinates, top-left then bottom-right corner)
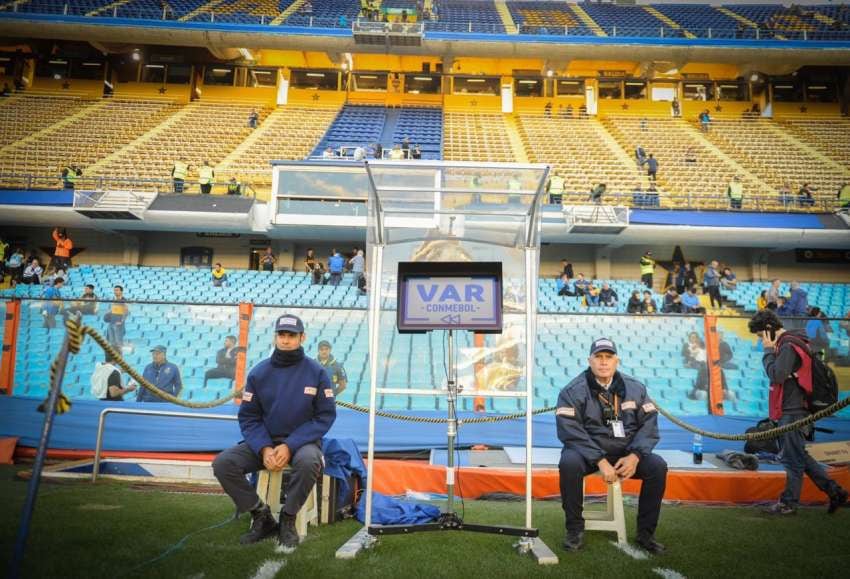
781 334 839 412
744 418 780 455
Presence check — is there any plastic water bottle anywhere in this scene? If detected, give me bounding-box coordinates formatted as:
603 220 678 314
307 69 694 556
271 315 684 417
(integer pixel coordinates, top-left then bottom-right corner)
692 433 703 465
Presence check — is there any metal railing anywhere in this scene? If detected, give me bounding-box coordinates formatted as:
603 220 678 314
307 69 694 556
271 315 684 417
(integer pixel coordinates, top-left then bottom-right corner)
8 4 850 41
0 172 257 198
92 407 236 482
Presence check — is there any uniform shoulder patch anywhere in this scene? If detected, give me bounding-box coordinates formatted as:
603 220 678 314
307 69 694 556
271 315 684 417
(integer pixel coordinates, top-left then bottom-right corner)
621 400 637 410
304 386 317 396
324 388 334 398
556 407 576 417
642 402 657 413
242 391 253 402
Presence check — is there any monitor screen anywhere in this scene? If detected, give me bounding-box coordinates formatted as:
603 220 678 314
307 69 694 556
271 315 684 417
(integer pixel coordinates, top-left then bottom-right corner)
397 262 503 333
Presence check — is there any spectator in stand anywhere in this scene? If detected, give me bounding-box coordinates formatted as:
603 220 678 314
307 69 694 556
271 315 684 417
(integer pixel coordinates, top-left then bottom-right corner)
662 288 683 314
676 262 697 294
627 290 643 314
766 278 782 308
51 228 73 272
349 249 365 286
61 163 82 190
588 183 606 204
304 248 318 273
635 145 647 167
671 98 680 118
776 296 790 316
786 281 808 317
353 145 366 161
401 137 410 157
599 283 618 308
573 273 591 297
22 258 43 285
198 160 215 195
756 290 768 311
703 260 722 309
699 109 711 133
316 340 348 396
312 262 327 285
838 182 850 209
135 345 183 402
66 284 98 318
211 263 228 287
585 283 600 307
389 144 404 160
171 159 189 193
557 274 575 297
373 142 383 159
805 307 830 358
322 146 336 159
411 144 422 160
797 183 816 208
720 267 737 291
5 247 24 286
645 154 658 183
260 247 276 272
103 285 129 350
204 335 243 388
91 353 136 401
247 108 259 129
727 176 744 209
639 251 656 290
642 291 658 314
778 182 793 208
40 278 64 329
226 177 242 195
328 249 345 286
682 332 709 400
560 259 574 280
681 287 704 314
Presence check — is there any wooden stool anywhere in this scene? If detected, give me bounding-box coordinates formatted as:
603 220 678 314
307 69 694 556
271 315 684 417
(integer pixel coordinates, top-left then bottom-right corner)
256 469 320 540
582 479 627 544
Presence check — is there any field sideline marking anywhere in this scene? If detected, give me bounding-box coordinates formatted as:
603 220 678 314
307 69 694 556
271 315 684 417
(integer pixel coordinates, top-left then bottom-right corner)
653 568 686 579
610 541 648 560
249 559 286 579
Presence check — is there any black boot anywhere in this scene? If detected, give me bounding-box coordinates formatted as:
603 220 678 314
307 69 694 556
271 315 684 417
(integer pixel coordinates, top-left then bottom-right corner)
239 504 278 545
828 488 849 514
276 511 299 554
636 532 666 555
562 530 583 552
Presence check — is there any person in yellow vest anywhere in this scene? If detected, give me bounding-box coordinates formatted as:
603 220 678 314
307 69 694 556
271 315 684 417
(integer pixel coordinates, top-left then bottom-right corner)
837 182 850 209
171 159 189 194
727 175 743 210
547 172 566 205
640 251 656 290
198 160 215 195
226 177 241 196
61 163 82 190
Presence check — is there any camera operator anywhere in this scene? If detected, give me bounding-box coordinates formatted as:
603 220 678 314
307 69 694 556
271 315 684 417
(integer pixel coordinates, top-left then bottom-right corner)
748 309 848 515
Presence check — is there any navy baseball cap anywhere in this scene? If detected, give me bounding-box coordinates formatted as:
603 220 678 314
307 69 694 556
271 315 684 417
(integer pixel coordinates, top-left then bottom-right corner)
589 338 617 356
275 314 304 334
317 340 331 349
150 345 167 354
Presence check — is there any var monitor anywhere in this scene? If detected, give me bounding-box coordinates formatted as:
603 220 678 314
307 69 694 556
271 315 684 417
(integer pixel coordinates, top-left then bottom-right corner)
397 262 503 333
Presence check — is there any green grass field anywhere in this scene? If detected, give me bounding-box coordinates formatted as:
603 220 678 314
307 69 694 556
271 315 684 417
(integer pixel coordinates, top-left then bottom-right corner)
1 465 848 579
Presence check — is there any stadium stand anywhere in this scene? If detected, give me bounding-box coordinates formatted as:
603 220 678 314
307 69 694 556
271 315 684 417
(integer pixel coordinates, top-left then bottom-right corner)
311 104 385 158
426 0 505 33
391 107 443 160
506 1 593 36
216 104 340 188
700 117 850 206
442 111 514 162
600 115 775 210
186 0 295 23
779 116 850 169
0 95 90 150
0 98 178 189
650 3 745 39
722 3 835 40
283 0 361 27
88 101 271 191
517 113 642 200
580 2 684 38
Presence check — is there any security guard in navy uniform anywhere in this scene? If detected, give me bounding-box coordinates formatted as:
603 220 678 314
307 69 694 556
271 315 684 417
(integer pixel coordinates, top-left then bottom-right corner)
557 338 667 554
212 314 336 553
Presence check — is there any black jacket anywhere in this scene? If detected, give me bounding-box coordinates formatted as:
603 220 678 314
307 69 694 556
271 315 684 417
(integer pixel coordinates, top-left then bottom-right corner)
556 370 660 464
763 330 808 414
